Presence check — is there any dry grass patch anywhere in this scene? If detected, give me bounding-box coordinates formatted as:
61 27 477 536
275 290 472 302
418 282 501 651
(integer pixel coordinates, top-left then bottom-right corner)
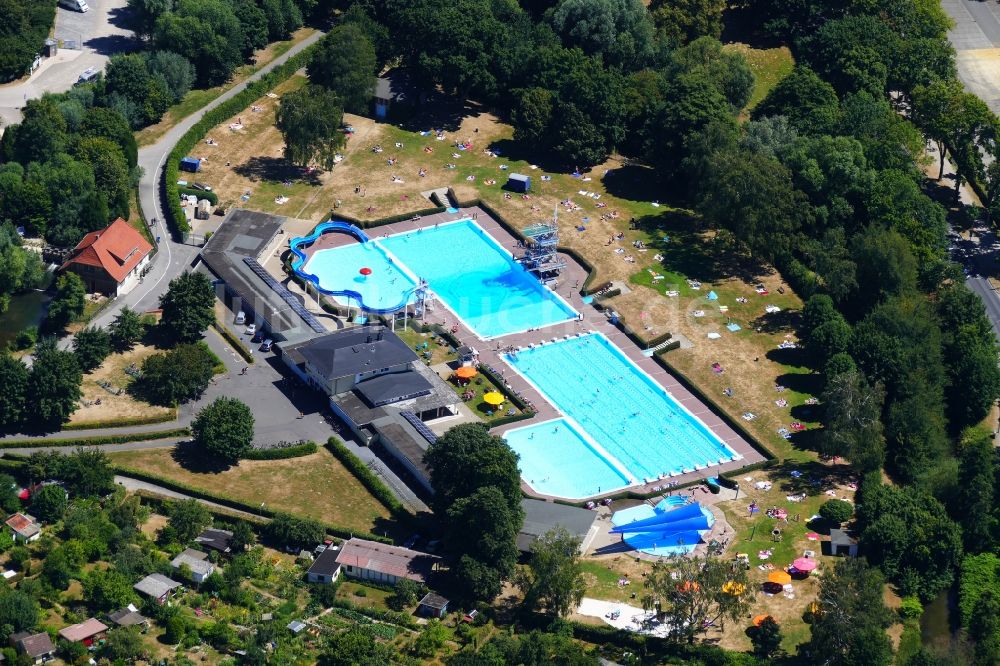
71 344 175 426
109 446 392 533
140 512 169 540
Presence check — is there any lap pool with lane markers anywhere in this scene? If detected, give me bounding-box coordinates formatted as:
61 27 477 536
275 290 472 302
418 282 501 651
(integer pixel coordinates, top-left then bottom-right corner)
503 333 740 498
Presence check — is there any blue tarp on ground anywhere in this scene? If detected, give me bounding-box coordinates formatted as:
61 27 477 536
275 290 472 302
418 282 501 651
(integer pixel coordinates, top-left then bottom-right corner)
707 291 718 300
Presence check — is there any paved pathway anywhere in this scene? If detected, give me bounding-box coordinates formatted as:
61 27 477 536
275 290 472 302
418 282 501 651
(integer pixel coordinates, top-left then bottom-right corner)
114 475 266 520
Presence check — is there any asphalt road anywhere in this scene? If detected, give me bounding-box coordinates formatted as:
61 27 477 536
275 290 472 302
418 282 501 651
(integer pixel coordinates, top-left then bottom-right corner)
0 0 133 127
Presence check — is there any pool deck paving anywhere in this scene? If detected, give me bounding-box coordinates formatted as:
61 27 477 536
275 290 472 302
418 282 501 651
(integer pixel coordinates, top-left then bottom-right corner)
283 205 767 501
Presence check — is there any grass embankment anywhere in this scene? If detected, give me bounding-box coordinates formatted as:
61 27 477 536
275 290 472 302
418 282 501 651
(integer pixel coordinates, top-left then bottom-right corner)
724 44 795 112
107 445 391 534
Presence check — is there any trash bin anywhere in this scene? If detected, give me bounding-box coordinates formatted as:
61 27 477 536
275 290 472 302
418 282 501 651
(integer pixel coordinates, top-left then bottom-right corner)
44 39 57 57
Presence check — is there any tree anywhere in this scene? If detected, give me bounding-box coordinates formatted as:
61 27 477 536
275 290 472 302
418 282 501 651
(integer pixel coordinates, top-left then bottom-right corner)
0 589 38 633
547 0 655 70
642 556 753 643
31 484 67 522
820 499 854 525
698 150 810 259
154 0 246 86
159 271 215 344
426 425 524 600
746 616 783 660
145 50 196 103
13 98 67 165
308 24 376 114
102 626 145 662
425 423 522 516
798 558 893 666
754 65 841 135
938 283 1000 431
276 85 346 169
192 397 255 462
912 78 994 182
28 346 82 425
820 369 886 474
515 527 586 617
46 272 86 331
649 0 725 44
60 449 116 497
0 475 20 514
0 353 28 428
136 343 216 405
319 627 396 666
957 428 997 554
80 106 138 169
413 620 449 658
76 136 130 219
264 513 324 548
72 326 112 372
85 569 139 611
387 578 421 611
856 480 963 601
168 499 212 544
970 589 1000 666
230 521 256 552
109 306 144 352
126 0 173 40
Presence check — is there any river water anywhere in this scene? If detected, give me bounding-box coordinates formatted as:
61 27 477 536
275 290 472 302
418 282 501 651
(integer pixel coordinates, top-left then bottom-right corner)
0 290 49 349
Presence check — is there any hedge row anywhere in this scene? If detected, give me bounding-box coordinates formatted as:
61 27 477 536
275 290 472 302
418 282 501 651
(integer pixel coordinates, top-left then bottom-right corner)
486 412 536 429
243 441 316 460
62 410 178 431
178 187 219 205
656 340 682 354
324 438 406 517
134 489 267 525
165 44 319 237
1 427 189 449
645 330 674 348
476 364 531 412
212 322 255 364
114 465 392 544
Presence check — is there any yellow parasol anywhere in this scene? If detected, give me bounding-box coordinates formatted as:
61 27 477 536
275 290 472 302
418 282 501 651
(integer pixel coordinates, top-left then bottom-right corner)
483 391 505 406
722 581 746 595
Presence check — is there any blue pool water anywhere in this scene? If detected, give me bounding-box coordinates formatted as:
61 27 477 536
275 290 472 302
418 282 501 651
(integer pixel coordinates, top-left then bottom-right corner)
505 333 739 497
303 240 419 311
504 418 632 499
380 220 578 338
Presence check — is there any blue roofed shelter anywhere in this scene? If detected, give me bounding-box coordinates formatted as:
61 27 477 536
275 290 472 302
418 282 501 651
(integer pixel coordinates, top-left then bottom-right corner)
507 173 531 193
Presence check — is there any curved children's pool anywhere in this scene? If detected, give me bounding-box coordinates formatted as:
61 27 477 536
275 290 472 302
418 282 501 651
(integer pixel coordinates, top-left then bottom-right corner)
504 333 739 498
292 219 578 337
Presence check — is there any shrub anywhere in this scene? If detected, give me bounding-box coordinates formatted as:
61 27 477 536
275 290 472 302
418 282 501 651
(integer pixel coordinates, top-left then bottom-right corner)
242 441 316 460
899 596 923 620
819 499 854 524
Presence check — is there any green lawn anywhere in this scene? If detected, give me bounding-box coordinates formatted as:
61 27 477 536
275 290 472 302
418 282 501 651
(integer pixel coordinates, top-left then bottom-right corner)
335 581 394 611
724 44 795 112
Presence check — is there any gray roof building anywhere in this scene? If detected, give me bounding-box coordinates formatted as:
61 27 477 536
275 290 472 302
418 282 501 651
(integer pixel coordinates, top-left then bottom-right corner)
134 573 182 600
518 499 601 555
291 326 416 382
108 606 147 627
195 528 234 553
171 549 214 578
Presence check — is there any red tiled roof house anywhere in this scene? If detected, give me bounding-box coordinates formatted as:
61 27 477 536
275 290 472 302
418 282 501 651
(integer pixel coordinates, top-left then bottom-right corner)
59 217 153 296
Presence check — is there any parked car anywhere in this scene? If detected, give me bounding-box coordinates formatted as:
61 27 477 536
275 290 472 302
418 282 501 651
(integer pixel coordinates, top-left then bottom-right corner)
251 331 264 344
76 67 98 84
261 339 274 352
245 324 256 335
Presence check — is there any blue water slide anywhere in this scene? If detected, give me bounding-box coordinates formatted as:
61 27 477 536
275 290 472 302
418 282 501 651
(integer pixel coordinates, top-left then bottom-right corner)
610 502 704 533
624 530 702 552
288 221 416 314
616 515 710 536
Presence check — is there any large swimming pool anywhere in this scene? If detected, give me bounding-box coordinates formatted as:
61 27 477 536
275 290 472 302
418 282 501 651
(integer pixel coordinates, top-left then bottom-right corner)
504 333 739 498
380 221 577 338
302 220 577 338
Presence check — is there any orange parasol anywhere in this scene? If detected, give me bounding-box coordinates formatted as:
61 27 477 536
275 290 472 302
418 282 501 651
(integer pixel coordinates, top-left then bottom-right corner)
753 614 773 627
483 391 504 406
455 366 478 379
767 571 792 586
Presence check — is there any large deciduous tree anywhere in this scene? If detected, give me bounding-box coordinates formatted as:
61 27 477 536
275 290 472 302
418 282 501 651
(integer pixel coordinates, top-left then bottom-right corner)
308 24 376 114
820 369 886 474
192 397 255 463
137 342 216 406
0 353 29 428
109 306 144 352
73 326 112 372
159 271 215 344
798 558 893 666
276 85 345 170
29 345 82 425
515 527 586 617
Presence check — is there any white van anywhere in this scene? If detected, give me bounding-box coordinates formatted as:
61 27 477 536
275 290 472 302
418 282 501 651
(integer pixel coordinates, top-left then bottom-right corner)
235 311 246 325
59 0 89 11
76 67 98 84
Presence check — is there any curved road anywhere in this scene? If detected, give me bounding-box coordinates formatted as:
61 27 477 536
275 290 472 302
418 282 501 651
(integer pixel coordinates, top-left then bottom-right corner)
90 29 326 330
